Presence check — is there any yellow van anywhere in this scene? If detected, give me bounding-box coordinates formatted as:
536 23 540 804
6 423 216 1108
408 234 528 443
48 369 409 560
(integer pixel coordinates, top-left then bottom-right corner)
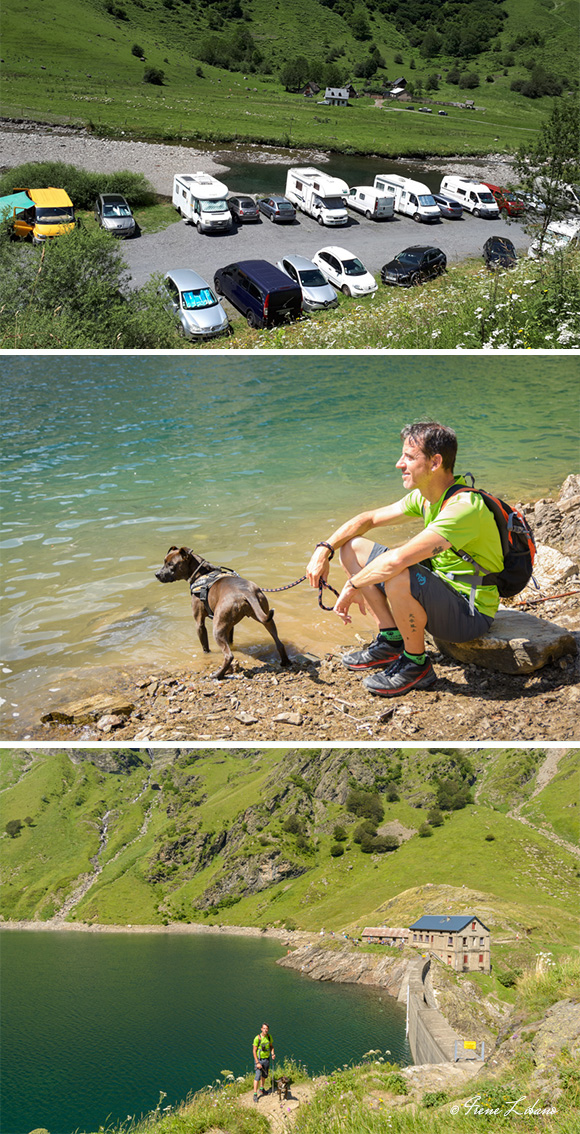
11 187 76 244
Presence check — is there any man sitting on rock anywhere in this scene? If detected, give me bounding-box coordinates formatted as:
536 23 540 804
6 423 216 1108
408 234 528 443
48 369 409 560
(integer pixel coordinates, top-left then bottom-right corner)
306 420 502 697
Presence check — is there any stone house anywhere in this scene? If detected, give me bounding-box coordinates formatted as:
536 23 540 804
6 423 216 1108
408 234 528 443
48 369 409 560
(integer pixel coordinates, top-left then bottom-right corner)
362 926 409 946
301 81 320 98
323 87 350 106
409 915 491 973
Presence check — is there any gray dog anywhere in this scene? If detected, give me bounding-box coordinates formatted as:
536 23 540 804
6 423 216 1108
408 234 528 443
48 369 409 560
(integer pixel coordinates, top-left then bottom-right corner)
155 546 291 679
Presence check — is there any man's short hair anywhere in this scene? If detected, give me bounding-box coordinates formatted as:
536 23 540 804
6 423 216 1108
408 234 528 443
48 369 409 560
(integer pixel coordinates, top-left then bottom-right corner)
400 421 457 472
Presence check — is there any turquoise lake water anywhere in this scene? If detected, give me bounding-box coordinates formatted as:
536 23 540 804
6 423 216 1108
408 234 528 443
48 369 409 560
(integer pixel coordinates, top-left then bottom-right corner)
0 930 410 1134
1 353 578 730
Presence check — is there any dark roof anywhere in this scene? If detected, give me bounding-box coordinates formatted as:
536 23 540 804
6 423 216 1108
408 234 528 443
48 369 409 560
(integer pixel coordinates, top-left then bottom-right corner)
223 260 300 290
410 915 489 932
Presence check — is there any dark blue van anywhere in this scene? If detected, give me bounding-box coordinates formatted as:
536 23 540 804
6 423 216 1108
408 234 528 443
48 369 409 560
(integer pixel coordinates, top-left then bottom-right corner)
213 259 302 328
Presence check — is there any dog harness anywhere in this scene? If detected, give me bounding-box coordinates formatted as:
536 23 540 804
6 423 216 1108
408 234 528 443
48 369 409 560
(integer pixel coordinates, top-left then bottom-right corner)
189 566 239 619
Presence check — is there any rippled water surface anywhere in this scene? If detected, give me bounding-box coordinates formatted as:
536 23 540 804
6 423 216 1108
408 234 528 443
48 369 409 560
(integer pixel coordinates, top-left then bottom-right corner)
1 354 577 727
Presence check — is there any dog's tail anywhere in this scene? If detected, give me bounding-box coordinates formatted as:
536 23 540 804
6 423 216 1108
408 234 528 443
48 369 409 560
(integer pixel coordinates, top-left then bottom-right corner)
247 592 273 624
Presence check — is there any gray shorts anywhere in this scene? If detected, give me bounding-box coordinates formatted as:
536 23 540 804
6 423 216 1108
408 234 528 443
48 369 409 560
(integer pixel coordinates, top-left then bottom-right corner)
367 543 494 642
255 1058 269 1080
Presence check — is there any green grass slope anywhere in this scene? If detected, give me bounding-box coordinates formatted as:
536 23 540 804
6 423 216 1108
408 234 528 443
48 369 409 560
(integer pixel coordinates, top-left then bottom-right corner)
0 0 577 154
1 747 578 966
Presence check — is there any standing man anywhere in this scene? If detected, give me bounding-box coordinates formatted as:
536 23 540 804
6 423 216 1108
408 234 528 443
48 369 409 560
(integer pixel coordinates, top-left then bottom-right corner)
306 421 502 697
253 1022 275 1101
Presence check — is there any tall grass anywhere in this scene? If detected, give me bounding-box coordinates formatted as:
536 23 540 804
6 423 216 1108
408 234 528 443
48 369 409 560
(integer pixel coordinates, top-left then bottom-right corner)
515 953 580 1018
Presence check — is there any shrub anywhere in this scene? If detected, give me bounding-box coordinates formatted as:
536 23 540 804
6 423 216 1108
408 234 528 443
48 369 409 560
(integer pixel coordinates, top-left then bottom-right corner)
131 43 144 57
427 807 444 827
353 819 378 844
346 789 384 824
485 833 496 841
423 1090 450 1108
333 825 347 841
330 843 345 857
418 822 433 837
144 67 165 85
497 969 519 987
283 815 303 835
0 161 157 210
5 819 23 838
459 72 480 89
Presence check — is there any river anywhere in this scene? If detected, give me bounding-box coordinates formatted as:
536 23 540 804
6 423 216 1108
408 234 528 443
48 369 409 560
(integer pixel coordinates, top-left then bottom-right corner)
0 929 410 1134
0 353 577 732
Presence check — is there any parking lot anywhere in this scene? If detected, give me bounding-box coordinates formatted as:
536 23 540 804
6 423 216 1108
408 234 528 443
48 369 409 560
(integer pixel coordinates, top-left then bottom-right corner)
123 205 532 306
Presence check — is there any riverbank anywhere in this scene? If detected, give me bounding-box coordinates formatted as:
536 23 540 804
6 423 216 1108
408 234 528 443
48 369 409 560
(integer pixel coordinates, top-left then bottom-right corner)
0 119 518 198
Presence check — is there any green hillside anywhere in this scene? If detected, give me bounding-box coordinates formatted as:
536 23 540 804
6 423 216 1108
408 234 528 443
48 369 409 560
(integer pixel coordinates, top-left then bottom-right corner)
1 747 578 970
1 0 578 153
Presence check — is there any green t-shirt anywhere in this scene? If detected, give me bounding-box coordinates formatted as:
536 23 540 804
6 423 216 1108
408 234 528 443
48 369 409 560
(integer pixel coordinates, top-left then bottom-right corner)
254 1033 273 1059
400 478 503 618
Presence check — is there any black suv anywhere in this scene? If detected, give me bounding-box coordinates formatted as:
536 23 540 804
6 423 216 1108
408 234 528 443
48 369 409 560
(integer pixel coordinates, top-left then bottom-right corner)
381 245 446 286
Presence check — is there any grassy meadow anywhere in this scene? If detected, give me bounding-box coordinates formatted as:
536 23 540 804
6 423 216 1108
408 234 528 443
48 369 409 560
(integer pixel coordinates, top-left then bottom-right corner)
1 0 578 153
1 747 578 974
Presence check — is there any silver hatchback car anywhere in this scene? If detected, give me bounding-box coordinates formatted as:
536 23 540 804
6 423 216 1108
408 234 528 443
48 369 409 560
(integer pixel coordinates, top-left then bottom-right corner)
94 193 136 237
276 254 338 312
163 269 230 338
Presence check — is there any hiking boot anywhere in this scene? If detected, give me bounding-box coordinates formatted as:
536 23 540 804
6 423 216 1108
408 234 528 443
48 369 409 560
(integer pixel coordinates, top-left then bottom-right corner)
253 1093 258 1103
341 634 403 670
363 653 436 697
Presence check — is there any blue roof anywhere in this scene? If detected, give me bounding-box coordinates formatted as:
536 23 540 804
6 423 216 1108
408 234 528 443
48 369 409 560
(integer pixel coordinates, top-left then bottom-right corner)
0 191 32 217
409 915 489 932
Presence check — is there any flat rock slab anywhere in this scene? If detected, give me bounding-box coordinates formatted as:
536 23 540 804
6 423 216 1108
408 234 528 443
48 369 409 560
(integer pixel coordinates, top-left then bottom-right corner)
434 609 577 674
41 693 134 725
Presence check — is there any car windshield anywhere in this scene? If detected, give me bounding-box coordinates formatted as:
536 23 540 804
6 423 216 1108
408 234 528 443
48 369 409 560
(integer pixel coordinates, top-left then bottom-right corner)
36 207 74 222
342 258 366 276
181 287 217 310
321 197 345 209
103 201 131 216
418 195 436 207
200 199 229 212
396 250 422 265
479 193 495 204
299 268 328 287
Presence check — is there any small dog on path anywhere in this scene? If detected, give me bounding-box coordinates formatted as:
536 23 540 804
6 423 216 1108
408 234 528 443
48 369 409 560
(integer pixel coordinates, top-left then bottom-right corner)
155 545 290 679
276 1076 290 1101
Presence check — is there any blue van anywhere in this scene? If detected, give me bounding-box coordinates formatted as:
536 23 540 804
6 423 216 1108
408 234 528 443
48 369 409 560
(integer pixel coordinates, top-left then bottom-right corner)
213 259 302 328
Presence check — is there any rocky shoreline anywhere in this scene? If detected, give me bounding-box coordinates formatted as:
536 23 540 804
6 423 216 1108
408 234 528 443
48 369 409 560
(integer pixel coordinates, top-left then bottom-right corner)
11 477 578 744
0 118 517 198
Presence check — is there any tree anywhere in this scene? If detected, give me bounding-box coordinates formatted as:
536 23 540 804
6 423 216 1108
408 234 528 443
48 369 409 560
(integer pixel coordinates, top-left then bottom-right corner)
349 8 371 40
421 30 442 59
5 819 23 838
514 96 580 247
279 55 310 92
131 43 144 58
143 67 165 85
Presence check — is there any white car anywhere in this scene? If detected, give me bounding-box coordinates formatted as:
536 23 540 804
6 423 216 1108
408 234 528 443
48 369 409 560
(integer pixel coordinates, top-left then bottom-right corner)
528 219 580 259
163 269 230 338
312 246 378 297
276 254 338 312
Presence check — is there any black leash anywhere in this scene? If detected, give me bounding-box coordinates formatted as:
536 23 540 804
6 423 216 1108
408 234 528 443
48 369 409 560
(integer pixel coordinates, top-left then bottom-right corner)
262 575 340 611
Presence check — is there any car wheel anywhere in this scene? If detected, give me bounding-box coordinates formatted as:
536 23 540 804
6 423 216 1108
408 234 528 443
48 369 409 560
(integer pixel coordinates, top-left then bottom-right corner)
197 222 203 233
413 212 421 222
317 214 324 225
214 279 223 296
341 284 351 297
410 272 422 286
246 309 259 328
270 213 276 222
365 210 372 219
475 209 482 218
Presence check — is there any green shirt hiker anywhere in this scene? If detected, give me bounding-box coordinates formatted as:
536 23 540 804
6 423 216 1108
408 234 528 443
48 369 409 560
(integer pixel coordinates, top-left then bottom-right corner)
253 1023 275 1100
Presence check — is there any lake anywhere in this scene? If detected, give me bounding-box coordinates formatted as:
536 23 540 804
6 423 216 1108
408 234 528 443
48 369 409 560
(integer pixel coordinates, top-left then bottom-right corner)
0 929 410 1134
0 353 577 732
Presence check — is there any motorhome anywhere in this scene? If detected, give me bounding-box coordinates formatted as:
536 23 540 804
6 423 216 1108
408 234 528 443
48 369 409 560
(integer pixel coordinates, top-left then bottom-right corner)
172 172 232 233
346 186 394 220
439 176 500 218
285 168 349 226
372 174 440 223
528 218 580 259
8 187 76 243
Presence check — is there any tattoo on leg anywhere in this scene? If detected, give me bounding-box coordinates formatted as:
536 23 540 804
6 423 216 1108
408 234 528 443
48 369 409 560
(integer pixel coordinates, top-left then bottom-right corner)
409 614 416 630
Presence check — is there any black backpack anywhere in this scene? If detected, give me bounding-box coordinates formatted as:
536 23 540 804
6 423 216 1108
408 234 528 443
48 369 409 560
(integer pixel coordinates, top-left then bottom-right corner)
438 476 537 608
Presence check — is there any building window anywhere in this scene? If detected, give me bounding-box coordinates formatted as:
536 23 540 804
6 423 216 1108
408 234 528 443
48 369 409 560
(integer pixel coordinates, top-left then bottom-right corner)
463 937 467 946
472 922 477 930
464 955 468 965
479 954 483 963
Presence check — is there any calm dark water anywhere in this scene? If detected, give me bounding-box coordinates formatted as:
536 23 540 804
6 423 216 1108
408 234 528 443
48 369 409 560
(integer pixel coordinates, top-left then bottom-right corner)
0 931 410 1134
0 354 577 730
215 151 446 195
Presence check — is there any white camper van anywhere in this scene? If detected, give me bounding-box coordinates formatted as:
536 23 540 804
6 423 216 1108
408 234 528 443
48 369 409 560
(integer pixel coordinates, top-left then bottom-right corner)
440 176 500 219
347 186 394 220
373 174 440 223
172 172 232 233
285 168 349 226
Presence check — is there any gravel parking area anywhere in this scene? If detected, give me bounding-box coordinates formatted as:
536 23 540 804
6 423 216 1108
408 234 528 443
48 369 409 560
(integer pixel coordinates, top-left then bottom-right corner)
123 207 532 296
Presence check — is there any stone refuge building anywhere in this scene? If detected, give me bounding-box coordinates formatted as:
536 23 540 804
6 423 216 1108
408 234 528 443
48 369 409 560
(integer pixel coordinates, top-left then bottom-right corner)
409 915 491 973
362 914 491 973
